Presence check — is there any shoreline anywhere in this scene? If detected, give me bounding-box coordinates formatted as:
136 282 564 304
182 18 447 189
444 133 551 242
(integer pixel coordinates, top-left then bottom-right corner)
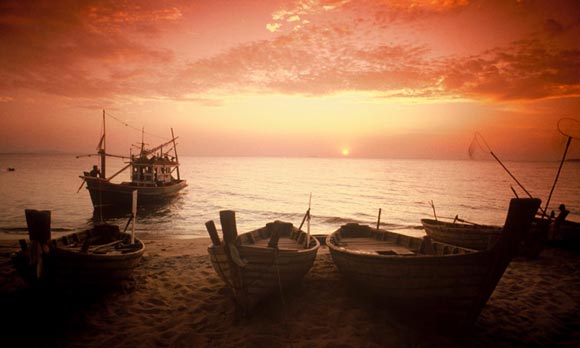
1 238 579 347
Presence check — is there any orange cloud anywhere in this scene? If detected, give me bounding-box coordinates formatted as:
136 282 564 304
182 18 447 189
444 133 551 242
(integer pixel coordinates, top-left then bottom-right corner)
1 0 579 105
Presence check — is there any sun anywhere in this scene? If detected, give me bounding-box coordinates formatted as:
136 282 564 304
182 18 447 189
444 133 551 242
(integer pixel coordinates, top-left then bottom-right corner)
341 148 350 156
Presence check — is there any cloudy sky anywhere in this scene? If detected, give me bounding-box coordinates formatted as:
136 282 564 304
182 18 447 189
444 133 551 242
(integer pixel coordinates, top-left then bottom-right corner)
1 0 579 159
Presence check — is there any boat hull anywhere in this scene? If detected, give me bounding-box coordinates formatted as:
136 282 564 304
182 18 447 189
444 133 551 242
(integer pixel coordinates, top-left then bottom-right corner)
327 198 540 327
84 177 187 210
421 218 502 250
14 224 145 289
208 222 319 312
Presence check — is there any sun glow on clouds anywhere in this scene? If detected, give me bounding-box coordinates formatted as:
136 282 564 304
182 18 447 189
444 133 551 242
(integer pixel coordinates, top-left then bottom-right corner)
0 0 579 159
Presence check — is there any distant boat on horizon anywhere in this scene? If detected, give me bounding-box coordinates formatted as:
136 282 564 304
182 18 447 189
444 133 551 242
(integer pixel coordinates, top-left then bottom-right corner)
78 110 187 212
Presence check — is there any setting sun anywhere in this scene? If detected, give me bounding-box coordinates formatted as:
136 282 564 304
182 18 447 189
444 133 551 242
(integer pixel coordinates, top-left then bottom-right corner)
342 148 350 156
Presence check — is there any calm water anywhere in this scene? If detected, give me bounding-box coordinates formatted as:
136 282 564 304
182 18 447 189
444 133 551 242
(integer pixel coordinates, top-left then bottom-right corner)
0 154 578 239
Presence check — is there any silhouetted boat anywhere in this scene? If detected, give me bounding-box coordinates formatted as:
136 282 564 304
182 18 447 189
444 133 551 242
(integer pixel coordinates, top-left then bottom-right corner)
422 215 548 258
78 110 187 211
421 218 502 250
13 210 144 289
326 198 540 328
206 211 320 314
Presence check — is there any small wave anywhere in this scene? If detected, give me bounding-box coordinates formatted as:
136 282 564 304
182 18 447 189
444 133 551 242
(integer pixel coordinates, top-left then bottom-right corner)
319 216 363 225
0 226 77 234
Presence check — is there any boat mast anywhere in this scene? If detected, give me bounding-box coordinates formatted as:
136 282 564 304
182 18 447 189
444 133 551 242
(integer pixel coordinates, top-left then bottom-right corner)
171 128 181 180
100 109 106 178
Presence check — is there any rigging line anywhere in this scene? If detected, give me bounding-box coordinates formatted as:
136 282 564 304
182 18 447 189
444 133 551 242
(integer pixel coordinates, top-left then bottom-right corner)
557 117 580 140
105 112 171 141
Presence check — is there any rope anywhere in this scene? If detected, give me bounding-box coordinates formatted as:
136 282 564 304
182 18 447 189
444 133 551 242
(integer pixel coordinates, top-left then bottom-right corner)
105 112 170 141
273 248 294 348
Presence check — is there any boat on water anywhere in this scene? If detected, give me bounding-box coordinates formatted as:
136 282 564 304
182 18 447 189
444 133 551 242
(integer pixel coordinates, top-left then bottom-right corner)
421 218 502 250
326 198 540 328
79 110 187 211
206 211 320 314
13 209 145 289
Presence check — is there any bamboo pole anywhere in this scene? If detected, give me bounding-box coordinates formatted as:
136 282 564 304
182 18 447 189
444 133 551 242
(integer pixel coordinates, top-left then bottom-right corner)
489 151 534 200
543 136 572 217
430 200 438 221
100 110 107 178
510 186 519 198
306 193 312 248
107 163 131 181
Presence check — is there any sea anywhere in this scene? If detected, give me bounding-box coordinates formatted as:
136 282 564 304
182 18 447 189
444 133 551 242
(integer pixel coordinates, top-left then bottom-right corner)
0 154 578 240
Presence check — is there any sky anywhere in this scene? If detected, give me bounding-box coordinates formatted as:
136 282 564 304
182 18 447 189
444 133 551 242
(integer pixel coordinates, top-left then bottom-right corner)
1 0 579 160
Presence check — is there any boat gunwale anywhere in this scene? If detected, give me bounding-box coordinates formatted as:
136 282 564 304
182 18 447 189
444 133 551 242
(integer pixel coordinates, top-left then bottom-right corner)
326 224 481 261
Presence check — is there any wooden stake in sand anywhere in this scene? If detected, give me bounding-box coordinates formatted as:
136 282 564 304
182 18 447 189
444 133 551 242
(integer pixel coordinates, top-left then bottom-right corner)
131 190 137 244
376 208 382 231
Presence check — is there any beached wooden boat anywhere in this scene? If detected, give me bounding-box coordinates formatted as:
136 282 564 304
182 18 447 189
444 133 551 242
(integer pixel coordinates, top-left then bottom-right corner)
327 198 540 327
421 218 502 250
14 221 145 289
206 211 320 314
78 110 187 211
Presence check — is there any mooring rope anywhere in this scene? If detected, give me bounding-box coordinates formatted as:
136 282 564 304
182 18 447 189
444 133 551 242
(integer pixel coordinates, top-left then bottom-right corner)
273 248 295 348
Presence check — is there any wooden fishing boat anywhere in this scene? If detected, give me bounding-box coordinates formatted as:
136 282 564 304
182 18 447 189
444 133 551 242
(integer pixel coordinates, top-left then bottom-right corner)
206 211 320 314
421 218 502 250
13 210 144 289
78 110 187 211
327 198 540 327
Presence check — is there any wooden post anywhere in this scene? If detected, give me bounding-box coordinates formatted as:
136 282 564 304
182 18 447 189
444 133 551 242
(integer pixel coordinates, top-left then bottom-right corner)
24 209 51 279
306 210 311 248
220 210 238 245
469 198 541 324
376 208 382 231
131 190 137 244
205 220 221 246
101 109 106 178
25 209 51 243
218 210 247 316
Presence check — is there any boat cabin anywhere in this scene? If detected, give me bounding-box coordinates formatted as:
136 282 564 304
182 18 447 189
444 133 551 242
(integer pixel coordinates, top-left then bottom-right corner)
130 154 179 186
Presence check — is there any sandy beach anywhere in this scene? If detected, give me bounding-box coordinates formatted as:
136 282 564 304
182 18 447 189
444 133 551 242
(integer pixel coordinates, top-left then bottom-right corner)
1 236 579 348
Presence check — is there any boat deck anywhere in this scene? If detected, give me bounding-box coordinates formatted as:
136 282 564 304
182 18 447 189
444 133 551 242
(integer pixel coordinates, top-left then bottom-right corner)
250 237 306 250
336 237 416 256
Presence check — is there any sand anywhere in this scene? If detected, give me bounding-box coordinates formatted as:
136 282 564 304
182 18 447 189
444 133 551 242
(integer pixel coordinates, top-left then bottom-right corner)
1 237 579 348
